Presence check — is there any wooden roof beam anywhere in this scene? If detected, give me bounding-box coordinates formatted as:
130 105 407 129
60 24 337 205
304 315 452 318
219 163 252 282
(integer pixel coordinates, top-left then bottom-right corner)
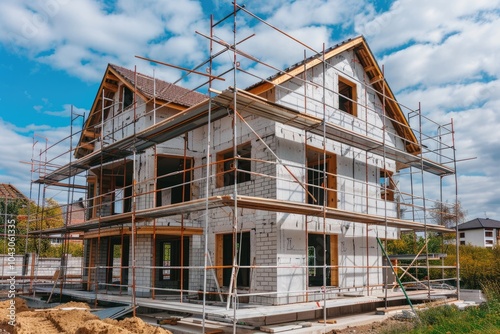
102 82 118 92
77 142 94 151
83 129 99 139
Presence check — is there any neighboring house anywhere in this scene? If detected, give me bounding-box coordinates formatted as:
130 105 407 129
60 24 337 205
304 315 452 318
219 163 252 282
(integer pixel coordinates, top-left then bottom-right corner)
0 183 28 202
458 218 500 247
37 36 453 306
49 199 86 245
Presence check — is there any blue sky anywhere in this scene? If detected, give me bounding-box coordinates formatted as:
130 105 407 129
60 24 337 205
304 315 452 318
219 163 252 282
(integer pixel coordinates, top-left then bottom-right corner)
1 0 500 220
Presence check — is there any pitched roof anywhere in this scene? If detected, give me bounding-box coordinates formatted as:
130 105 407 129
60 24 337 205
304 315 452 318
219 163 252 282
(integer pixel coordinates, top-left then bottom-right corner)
0 184 28 201
110 64 207 107
76 64 207 158
458 218 500 230
246 35 420 155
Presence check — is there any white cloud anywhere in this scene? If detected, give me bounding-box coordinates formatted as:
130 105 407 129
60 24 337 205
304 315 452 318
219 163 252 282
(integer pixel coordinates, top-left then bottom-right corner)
355 0 500 52
0 0 207 81
44 104 88 118
0 118 74 202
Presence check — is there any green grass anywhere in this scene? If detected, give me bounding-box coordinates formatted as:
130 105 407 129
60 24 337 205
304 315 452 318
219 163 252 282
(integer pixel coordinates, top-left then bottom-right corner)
382 280 500 334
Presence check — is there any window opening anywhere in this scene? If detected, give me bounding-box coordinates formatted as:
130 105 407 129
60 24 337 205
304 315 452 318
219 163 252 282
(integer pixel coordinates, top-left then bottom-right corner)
380 169 396 201
122 86 133 110
217 143 251 188
156 156 192 206
306 147 337 208
338 76 357 116
216 232 250 287
308 233 338 286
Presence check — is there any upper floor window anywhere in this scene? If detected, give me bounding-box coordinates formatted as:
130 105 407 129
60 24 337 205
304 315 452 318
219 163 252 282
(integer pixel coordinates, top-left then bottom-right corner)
121 86 133 111
338 76 357 116
380 169 396 201
485 231 493 237
459 232 465 238
216 143 251 188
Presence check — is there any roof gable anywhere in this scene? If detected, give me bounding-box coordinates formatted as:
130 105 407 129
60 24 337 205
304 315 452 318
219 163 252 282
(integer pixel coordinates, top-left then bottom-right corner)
76 64 207 158
0 183 28 201
110 64 206 107
247 36 420 155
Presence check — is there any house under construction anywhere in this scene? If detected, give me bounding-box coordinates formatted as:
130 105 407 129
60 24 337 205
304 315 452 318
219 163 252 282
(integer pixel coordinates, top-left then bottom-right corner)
27 4 460 331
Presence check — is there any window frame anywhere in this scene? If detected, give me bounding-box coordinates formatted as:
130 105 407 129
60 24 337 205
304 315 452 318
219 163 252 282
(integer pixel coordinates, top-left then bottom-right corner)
216 142 252 188
121 85 134 111
307 233 339 287
338 76 357 117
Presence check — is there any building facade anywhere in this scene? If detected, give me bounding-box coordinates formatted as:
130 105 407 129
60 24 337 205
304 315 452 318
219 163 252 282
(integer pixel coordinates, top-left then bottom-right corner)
35 36 455 307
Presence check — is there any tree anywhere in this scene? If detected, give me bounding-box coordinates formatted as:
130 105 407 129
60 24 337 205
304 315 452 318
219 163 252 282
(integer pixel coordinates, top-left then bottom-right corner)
0 196 28 254
430 200 467 228
2 198 65 256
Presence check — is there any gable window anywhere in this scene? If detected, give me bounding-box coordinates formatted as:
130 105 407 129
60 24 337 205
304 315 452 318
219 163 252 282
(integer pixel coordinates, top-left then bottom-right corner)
121 86 133 111
338 76 357 116
216 143 251 188
380 169 396 201
216 232 250 287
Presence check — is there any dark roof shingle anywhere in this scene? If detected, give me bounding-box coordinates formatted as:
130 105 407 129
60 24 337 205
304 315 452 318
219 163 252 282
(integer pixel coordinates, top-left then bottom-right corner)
458 218 500 230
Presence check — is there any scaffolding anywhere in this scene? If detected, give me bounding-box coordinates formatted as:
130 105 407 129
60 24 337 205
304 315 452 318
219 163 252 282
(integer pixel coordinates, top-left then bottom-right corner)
25 3 460 332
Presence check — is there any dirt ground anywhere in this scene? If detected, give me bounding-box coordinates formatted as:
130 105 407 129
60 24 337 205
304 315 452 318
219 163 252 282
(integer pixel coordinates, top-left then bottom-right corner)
0 298 172 334
327 317 415 334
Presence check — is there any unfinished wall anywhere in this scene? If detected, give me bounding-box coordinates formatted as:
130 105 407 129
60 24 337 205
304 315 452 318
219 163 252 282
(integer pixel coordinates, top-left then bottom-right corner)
132 234 152 297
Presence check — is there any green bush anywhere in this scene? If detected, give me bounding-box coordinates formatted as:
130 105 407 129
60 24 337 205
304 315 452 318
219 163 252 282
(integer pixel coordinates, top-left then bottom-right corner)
390 280 500 334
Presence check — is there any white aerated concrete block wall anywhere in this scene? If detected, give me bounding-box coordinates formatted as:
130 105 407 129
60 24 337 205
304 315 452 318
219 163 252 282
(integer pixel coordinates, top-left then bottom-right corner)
132 234 152 297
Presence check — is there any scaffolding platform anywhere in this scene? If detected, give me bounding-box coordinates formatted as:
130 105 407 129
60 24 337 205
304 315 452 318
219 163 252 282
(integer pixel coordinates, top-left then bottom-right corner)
33 286 453 326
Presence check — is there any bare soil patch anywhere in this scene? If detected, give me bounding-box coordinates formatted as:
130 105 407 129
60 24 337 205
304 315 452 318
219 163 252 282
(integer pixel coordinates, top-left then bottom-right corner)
0 298 172 334
328 317 415 334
